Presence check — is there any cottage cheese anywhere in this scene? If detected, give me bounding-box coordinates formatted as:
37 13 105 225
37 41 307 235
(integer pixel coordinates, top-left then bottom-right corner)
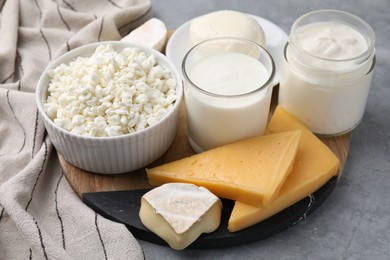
44 44 177 137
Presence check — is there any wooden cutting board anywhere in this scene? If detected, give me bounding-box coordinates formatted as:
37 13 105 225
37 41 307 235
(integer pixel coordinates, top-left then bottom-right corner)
59 30 350 197
60 88 350 197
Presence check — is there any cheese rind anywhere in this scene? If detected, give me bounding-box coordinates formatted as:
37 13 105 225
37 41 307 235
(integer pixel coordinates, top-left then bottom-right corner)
139 183 222 250
228 106 340 232
146 131 301 206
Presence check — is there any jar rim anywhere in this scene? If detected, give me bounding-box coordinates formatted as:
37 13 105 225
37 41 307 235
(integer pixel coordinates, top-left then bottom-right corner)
182 37 275 98
284 42 376 85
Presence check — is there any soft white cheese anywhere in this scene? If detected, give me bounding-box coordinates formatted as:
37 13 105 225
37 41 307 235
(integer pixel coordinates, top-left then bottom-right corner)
121 18 168 52
44 44 177 137
189 10 266 47
139 183 222 250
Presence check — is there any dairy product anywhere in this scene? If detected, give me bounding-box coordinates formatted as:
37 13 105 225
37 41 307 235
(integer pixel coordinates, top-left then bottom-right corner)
189 10 265 47
228 106 340 232
183 38 274 152
139 183 222 250
44 44 177 137
190 53 269 95
186 52 271 151
278 10 375 135
279 63 373 135
146 131 301 207
296 21 367 61
121 18 167 52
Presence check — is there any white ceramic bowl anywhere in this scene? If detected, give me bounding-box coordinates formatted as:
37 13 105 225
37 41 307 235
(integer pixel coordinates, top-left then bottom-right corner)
36 41 183 174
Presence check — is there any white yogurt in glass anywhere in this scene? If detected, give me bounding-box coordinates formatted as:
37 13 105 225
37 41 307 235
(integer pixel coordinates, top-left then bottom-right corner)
279 10 376 136
182 38 275 152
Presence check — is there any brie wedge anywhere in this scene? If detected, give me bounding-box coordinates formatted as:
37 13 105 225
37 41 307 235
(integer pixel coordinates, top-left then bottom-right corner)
139 183 222 250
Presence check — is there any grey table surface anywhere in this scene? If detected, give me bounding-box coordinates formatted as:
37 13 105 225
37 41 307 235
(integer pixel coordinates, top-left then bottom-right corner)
141 0 390 259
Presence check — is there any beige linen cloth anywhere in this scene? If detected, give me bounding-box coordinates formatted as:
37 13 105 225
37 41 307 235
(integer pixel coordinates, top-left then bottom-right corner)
0 0 153 259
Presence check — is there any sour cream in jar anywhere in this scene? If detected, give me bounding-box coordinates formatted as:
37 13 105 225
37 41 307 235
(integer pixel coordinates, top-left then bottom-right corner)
279 10 376 136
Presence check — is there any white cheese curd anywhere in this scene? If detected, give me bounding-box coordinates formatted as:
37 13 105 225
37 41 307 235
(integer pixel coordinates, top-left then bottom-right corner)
44 44 177 137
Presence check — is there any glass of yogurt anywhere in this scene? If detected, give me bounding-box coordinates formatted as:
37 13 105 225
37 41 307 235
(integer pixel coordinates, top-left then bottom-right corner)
182 37 275 153
279 10 376 136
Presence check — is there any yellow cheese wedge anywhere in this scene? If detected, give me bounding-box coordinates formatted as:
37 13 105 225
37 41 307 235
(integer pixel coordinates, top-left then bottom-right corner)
228 106 340 232
146 130 301 207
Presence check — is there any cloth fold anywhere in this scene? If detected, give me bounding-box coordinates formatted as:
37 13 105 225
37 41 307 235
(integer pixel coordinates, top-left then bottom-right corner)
0 0 152 259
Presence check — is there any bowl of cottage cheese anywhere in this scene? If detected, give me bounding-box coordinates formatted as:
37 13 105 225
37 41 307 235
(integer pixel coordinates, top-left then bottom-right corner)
36 41 183 174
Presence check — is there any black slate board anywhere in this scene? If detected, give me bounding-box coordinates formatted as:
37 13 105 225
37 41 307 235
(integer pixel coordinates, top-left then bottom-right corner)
82 176 337 249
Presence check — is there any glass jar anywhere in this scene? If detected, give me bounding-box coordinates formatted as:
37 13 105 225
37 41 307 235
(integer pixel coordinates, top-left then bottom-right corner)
182 37 275 153
278 10 376 136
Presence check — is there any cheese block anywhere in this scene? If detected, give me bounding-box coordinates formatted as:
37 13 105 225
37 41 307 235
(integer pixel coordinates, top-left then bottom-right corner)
139 183 222 250
121 18 167 51
228 106 340 232
146 131 301 207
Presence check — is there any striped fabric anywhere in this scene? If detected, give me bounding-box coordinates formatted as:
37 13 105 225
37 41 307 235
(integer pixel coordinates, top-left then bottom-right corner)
0 0 152 259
